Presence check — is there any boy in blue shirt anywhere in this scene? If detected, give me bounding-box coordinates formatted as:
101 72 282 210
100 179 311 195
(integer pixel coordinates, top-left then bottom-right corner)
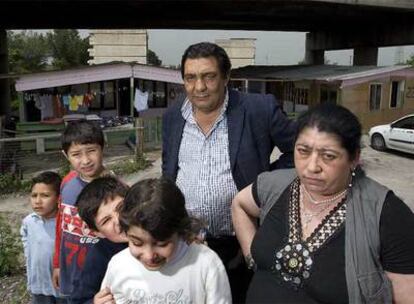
21 171 67 304
52 120 109 303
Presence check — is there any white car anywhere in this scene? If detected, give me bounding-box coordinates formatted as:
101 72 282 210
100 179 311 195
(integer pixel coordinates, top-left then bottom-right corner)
368 114 414 155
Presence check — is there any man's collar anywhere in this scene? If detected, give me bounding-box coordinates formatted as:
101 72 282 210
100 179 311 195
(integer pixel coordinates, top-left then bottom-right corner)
181 88 229 121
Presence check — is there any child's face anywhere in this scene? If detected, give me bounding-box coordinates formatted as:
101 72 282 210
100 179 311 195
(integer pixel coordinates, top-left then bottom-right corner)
127 226 179 271
30 183 58 219
94 195 128 243
64 142 104 181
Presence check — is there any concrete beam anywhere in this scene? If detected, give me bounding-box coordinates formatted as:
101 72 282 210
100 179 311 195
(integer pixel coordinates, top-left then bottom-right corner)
305 33 325 64
0 30 10 116
308 23 414 51
353 47 378 65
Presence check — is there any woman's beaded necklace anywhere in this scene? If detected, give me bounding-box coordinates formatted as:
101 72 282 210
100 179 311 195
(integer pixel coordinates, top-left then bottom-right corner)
301 184 348 206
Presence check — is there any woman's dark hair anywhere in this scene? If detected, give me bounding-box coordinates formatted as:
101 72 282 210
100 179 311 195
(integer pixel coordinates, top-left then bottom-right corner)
61 120 104 154
296 104 362 160
181 42 232 79
31 171 62 195
76 176 129 231
119 177 204 241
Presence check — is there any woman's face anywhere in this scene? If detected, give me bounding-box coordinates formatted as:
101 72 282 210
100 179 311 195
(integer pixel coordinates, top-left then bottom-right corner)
294 127 359 198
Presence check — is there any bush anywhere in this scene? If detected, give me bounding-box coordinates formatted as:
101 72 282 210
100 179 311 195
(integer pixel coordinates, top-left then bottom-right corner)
0 214 22 276
0 173 31 196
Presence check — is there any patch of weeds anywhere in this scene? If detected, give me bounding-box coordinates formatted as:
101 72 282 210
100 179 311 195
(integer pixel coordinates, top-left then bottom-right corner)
108 155 150 176
0 214 23 277
58 158 71 178
8 276 30 304
0 173 31 196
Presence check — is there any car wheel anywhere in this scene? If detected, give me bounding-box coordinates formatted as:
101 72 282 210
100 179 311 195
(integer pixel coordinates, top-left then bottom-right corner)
371 134 386 151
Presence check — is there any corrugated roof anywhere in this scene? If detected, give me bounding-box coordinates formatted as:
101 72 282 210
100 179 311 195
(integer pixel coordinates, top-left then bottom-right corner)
14 62 182 92
230 64 413 84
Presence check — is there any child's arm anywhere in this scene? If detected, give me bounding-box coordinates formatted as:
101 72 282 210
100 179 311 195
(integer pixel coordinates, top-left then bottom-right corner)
52 199 63 289
93 287 114 304
20 218 28 258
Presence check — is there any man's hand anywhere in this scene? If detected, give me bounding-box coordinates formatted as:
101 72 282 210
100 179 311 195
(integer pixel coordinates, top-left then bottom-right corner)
52 268 60 289
94 287 115 304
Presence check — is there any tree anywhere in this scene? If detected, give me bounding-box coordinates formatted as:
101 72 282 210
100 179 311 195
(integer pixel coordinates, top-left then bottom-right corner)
406 54 414 66
147 49 162 66
7 31 50 73
47 30 89 69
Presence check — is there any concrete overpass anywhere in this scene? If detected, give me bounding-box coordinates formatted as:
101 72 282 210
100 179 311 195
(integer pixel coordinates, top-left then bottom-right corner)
1 0 414 114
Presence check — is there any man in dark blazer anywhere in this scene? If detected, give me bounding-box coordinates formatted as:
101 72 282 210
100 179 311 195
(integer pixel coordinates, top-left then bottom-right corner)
162 42 296 303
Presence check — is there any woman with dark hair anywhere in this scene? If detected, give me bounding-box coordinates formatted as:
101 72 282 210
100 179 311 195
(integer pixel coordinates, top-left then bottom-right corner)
232 104 414 303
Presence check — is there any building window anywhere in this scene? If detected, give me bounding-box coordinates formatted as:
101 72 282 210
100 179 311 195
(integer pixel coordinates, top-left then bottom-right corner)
369 84 382 111
390 80 404 108
320 87 337 104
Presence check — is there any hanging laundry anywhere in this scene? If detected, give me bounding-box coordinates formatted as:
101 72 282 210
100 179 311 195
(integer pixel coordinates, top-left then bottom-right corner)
134 88 149 112
69 95 79 111
83 93 94 107
35 94 54 120
75 95 84 106
62 95 70 107
52 95 65 118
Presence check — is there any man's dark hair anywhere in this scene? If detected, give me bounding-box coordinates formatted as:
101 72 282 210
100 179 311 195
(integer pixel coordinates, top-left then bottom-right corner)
180 42 232 79
61 120 104 154
296 103 362 161
31 171 62 195
76 176 129 231
119 177 203 241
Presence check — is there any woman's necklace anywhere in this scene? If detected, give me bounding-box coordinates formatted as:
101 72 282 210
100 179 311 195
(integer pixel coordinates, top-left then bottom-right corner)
301 184 348 206
300 190 332 230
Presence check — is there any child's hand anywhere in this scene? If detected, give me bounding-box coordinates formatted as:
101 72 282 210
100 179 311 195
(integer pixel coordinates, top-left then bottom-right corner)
52 268 60 289
94 287 115 304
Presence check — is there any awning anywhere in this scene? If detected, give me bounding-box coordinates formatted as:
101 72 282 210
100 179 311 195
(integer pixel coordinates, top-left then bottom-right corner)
15 62 182 92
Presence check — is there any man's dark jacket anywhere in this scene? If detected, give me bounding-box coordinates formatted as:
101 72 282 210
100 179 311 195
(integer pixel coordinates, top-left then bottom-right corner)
162 89 297 190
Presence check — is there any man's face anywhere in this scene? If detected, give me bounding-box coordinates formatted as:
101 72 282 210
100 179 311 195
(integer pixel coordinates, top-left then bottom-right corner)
183 56 229 114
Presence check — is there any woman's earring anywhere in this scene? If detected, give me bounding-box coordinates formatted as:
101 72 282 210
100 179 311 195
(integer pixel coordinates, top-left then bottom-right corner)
349 168 356 187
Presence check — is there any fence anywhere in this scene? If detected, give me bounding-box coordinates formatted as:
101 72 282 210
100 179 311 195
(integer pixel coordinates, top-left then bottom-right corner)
0 117 162 178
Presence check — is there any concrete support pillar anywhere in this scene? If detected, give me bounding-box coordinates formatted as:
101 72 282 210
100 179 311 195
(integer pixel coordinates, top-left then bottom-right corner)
305 33 324 65
0 29 11 116
353 47 378 66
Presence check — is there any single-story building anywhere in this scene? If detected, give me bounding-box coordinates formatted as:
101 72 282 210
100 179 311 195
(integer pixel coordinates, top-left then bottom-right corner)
14 62 184 131
230 65 414 131
7 62 184 151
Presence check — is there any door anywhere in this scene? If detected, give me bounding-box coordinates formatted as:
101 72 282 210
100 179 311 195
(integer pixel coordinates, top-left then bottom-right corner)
388 116 414 153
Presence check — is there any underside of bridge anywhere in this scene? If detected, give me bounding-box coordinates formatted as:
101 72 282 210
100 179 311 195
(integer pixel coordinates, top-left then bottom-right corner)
0 0 413 31
1 0 414 115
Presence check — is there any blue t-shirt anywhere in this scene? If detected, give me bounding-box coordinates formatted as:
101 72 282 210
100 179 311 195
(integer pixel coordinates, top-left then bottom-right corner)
71 238 128 303
59 174 98 296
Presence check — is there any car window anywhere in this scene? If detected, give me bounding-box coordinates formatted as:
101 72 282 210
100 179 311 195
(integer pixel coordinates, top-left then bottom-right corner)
392 117 414 130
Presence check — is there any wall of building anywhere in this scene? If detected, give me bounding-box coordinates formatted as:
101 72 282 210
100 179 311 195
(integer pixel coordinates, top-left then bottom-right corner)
88 30 147 65
341 77 414 131
216 38 256 69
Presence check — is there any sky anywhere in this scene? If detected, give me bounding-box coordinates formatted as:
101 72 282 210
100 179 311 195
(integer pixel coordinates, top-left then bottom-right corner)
145 30 414 66
24 29 414 66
